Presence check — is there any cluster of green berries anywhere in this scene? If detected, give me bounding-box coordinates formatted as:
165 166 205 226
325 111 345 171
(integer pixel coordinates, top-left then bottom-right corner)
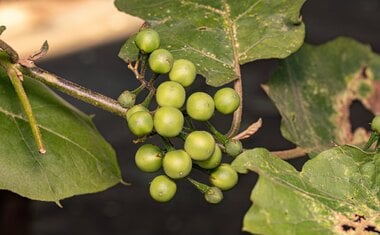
118 28 243 203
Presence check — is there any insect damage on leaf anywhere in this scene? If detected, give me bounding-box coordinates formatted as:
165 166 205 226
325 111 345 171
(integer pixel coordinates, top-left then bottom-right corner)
335 213 380 234
331 66 377 147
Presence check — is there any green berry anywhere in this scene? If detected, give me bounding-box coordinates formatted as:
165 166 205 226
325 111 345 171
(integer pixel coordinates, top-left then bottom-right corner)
371 116 380 133
156 81 186 108
153 107 184 137
214 87 240 115
128 111 153 137
135 29 160 54
163 150 192 179
126 104 149 121
195 144 222 169
224 139 243 157
149 175 176 202
148 49 174 74
184 131 215 161
169 59 197 87
210 163 238 191
204 187 223 204
118 90 136 108
135 144 162 172
186 92 215 121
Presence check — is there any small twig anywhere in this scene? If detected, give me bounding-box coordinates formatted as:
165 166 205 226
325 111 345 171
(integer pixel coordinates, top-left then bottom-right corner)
0 57 46 154
18 63 127 117
227 78 243 138
233 118 262 140
271 147 307 160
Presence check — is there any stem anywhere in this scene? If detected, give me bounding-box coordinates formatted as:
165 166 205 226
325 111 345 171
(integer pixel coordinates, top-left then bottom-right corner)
19 65 127 117
132 83 145 94
187 178 210 194
363 132 379 151
160 136 175 152
206 121 228 144
0 39 19 63
227 78 243 138
0 58 45 154
222 2 243 138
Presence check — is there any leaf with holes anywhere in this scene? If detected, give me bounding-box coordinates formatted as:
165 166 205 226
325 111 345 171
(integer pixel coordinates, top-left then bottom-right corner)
0 70 122 204
116 0 305 86
231 146 380 235
264 37 380 156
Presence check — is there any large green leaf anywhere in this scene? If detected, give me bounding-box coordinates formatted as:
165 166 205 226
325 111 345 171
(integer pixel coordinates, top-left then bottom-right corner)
232 146 380 235
115 0 305 86
0 71 121 204
264 37 380 156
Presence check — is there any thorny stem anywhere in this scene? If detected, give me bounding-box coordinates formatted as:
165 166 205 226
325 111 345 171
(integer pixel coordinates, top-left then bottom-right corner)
19 64 128 117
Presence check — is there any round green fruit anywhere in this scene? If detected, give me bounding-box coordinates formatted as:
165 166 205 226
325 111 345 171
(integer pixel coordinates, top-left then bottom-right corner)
195 144 222 169
210 163 238 191
184 131 215 161
156 81 186 108
371 115 380 133
126 104 149 121
148 49 174 74
214 87 240 115
149 175 177 202
135 144 163 172
117 90 136 108
128 111 153 137
163 150 192 179
186 92 215 121
204 186 223 204
153 107 184 137
224 139 243 157
169 59 197 87
135 29 160 54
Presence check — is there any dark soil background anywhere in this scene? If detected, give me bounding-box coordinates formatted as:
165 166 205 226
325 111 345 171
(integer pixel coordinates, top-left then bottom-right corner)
1 0 379 234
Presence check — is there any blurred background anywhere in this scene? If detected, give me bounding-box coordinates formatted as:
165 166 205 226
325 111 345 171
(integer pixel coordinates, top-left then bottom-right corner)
0 0 379 234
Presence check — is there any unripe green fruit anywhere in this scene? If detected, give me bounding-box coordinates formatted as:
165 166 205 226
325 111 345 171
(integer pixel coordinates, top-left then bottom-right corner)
224 139 243 157
135 29 160 54
169 59 197 87
195 144 222 169
153 107 184 137
118 90 136 108
126 105 149 121
371 116 380 133
135 144 163 172
148 49 174 74
149 175 176 202
204 187 223 204
214 87 240 114
163 150 192 179
210 163 238 191
156 81 186 108
186 92 215 121
128 111 153 137
184 131 215 161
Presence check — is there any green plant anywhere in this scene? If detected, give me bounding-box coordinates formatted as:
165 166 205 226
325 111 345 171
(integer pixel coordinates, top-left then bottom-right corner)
186 92 215 121
0 0 379 234
149 175 176 202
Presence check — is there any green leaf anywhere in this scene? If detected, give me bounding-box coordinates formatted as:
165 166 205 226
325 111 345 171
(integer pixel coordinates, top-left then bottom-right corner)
115 0 305 86
0 71 121 203
264 37 380 156
232 146 380 235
